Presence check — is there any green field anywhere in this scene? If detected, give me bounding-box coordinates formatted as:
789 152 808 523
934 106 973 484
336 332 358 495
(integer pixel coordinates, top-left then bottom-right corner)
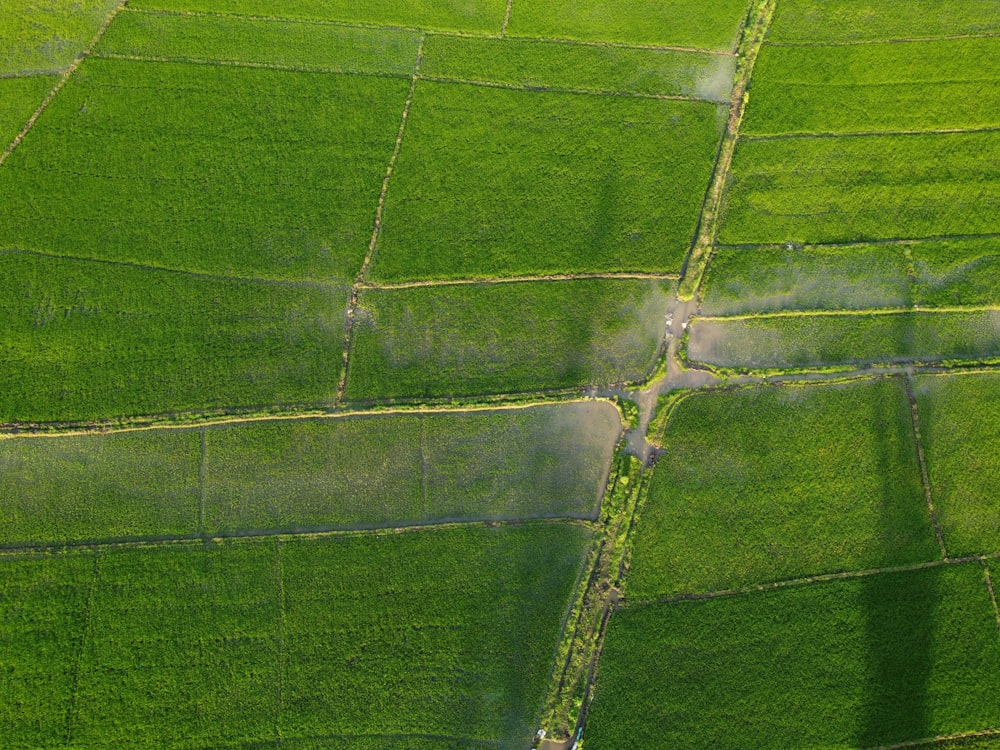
687 310 1000 371
912 238 1000 308
129 0 507 34
371 82 724 280
0 524 590 748
0 0 120 74
717 131 1000 246
420 34 736 101
766 0 1000 44
0 75 57 149
587 564 1000 748
506 0 750 50
0 57 408 281
95 8 422 74
627 380 935 599
0 253 347 423
345 280 673 400
700 245 912 315
915 373 1000 557
744 37 1000 135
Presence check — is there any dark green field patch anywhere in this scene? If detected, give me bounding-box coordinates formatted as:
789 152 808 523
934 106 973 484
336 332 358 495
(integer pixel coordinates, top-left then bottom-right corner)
686 311 1000 371
717 131 1000 246
587 564 1000 748
371 82 724 280
0 430 200 544
204 402 620 532
915 373 1000 556
127 0 508 34
701 245 912 315
0 75 56 149
345 280 673 400
0 0 120 74
0 253 347 423
95 9 421 74
627 380 935 599
420 34 736 101
744 37 1000 134
0 57 409 281
505 0 751 51
767 0 1000 44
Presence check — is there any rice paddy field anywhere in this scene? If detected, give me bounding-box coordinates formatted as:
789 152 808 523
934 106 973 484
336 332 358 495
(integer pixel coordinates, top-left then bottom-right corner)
3 0 1000 747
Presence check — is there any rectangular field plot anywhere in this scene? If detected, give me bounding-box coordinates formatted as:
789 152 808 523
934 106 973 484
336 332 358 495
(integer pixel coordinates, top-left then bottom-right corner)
0 555 95 748
717 131 1000 246
915 373 1000 556
626 379 935 600
700 245 912 316
95 9 421 75
345 280 673 400
420 34 736 102
371 82 724 280
505 0 751 51
686 311 1000 371
743 38 1000 135
586 564 1000 749
0 0 119 74
0 430 200 545
0 75 57 149
912 238 1000 308
767 0 1000 44
0 57 409 281
281 524 591 746
203 402 620 532
127 0 508 34
0 253 347 423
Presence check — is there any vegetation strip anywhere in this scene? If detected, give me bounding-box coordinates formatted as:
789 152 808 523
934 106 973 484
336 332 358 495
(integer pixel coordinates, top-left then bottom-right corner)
984 563 1000 634
743 126 1000 141
904 377 948 558
337 37 425 404
90 51 413 77
765 33 1000 48
360 272 680 290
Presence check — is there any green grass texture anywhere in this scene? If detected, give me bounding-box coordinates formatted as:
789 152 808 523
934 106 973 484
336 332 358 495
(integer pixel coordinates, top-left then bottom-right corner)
0 75 57 149
0 0 120 74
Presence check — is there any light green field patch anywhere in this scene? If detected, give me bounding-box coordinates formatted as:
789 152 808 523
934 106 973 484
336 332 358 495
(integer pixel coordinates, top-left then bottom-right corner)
95 9 421 74
0 430 200 545
0 253 347 423
587 564 1000 748
372 82 725 280
0 555 95 747
627 380 935 599
0 75 57 149
506 0 751 51
718 131 1000 246
345 280 674 400
687 311 1000 371
0 0 120 74
767 0 1000 44
0 57 409 281
912 238 1000 308
127 0 508 34
203 402 620 532
915 373 1000 557
420 34 736 101
700 245 912 315
744 38 1000 134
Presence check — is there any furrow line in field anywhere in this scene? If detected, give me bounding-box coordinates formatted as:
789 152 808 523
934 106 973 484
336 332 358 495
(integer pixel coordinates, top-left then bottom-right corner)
336 36 425 404
0 70 64 80
0 246 345 291
0 0 128 169
743 124 1000 141
625 552 1000 608
274 539 287 742
360 271 680 290
903 375 948 558
983 561 1000 634
63 554 101 742
765 32 1000 49
715 233 1000 252
418 73 714 101
0 517 595 557
678 0 777 300
864 726 1000 750
695 304 1000 322
501 0 514 37
198 428 208 535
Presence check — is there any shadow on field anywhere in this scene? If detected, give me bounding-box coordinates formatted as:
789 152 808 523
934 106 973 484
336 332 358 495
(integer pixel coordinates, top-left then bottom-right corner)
857 383 935 747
